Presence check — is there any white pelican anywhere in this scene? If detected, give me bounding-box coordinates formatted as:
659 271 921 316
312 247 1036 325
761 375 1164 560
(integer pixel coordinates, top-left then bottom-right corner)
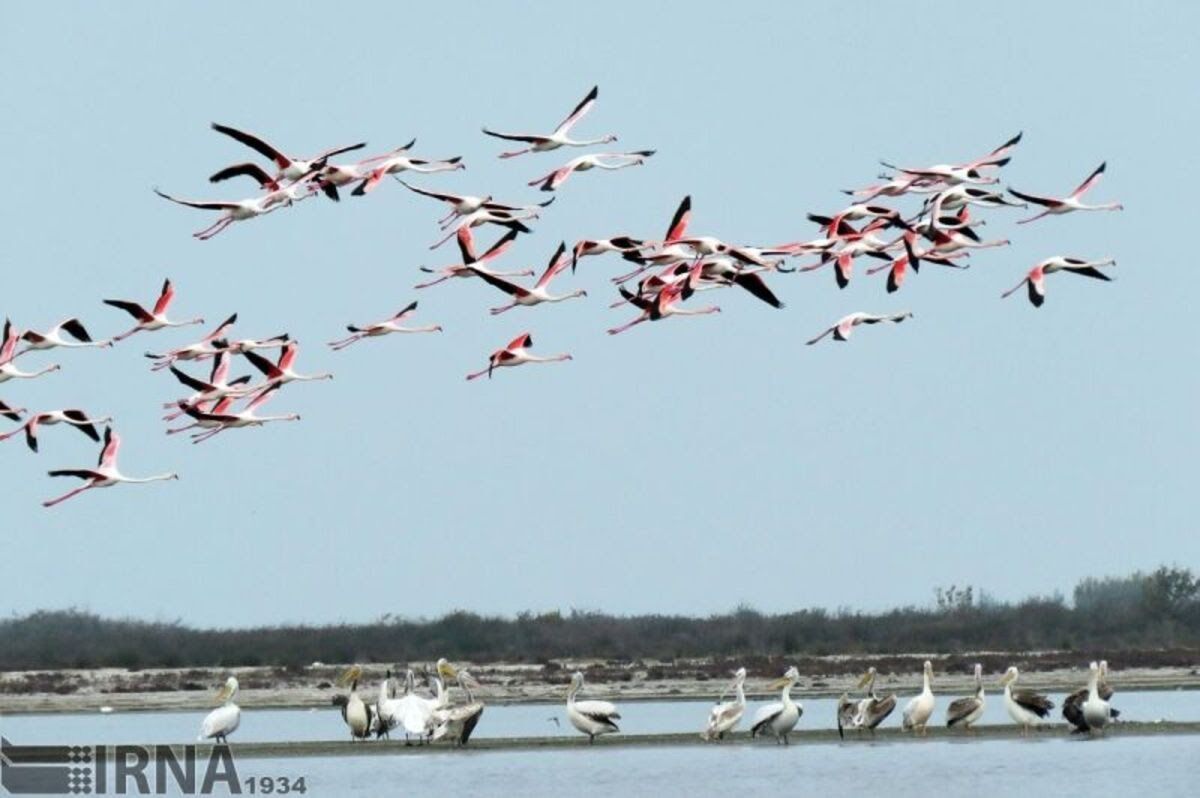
901 660 936 735
566 671 620 743
1081 661 1112 735
1063 660 1117 733
946 663 985 731
750 666 803 744
431 662 485 746
198 677 240 744
333 665 373 741
701 667 747 741
1000 666 1054 736
375 669 402 739
851 667 896 735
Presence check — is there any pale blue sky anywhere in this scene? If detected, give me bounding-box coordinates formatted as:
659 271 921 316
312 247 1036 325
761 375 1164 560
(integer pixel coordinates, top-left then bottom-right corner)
1 3 1195 627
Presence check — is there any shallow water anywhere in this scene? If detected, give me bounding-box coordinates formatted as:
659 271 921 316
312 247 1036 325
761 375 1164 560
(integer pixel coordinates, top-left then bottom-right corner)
2 688 1197 744
10 735 1194 797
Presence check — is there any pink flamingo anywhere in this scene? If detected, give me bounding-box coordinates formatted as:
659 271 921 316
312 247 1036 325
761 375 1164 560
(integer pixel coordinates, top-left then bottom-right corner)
17 318 111 357
175 384 300 444
415 228 527 289
469 242 587 315
1008 162 1123 224
0 409 111 452
210 122 366 182
0 320 60 383
162 351 257 421
465 333 572 381
1000 257 1116 307
607 275 721 336
571 236 646 273
806 311 914 345
528 151 654 192
144 313 238 371
328 301 442 350
242 342 332 387
398 180 551 226
482 86 616 158
0 400 25 423
881 131 1023 186
103 279 204 342
42 427 178 508
153 188 294 240
352 151 465 196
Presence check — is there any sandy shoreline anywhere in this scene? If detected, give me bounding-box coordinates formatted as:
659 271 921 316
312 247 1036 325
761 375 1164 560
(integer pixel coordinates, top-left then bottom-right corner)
3 654 1199 715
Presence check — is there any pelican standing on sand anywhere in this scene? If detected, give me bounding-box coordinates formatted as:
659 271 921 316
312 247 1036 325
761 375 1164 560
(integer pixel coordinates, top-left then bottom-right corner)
1081 661 1112 735
750 666 803 744
566 671 620 743
333 665 373 741
431 661 486 746
198 677 240 744
946 663 986 731
701 667 747 741
1000 666 1054 736
902 660 936 735
851 666 896 735
1064 660 1118 733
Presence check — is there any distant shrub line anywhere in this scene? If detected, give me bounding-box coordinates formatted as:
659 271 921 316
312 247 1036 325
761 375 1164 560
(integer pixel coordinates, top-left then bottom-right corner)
2 567 1197 670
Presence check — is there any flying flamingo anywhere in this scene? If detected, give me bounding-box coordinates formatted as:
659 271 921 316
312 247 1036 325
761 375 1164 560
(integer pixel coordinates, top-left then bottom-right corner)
162 351 257 421
210 122 366 182
17 318 111 357
327 301 442 350
0 409 111 452
1000 257 1116 307
220 333 290 357
415 227 527 289
175 384 300 444
398 180 552 226
613 195 694 282
465 333 572 380
805 311 914 345
571 236 645 272
692 258 785 308
144 313 238 371
352 152 465 196
865 248 968 293
206 162 320 207
607 275 721 336
42 427 178 508
482 85 616 158
469 242 587 315
153 188 292 240
428 207 536 250
528 151 654 192
881 131 1023 185
165 395 238 435
842 173 940 201
0 400 25 423
242 341 332 387
0 321 60 383
103 279 204 342
312 162 374 201
1007 162 1123 224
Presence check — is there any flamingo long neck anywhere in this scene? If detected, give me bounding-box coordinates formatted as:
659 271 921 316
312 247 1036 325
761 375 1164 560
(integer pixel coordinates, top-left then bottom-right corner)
566 135 612 147
548 291 586 303
671 305 719 317
1080 201 1121 211
122 473 175 483
526 353 570 363
399 324 441 333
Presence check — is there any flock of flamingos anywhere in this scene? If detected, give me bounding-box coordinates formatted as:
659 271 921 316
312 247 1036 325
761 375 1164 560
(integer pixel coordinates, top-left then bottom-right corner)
0 86 1122 508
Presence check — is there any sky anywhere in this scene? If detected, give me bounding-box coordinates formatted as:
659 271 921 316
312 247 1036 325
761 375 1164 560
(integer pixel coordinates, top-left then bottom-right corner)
1 3 1196 628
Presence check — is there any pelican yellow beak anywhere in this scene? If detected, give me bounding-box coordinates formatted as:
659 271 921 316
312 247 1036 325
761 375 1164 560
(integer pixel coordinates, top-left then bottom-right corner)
437 661 458 680
212 684 232 706
856 671 872 689
998 671 1014 687
765 676 791 690
336 665 362 688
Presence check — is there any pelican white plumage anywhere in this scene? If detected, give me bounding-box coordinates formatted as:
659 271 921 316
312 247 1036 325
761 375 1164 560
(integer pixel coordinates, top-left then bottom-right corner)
750 666 803 744
850 666 896 736
1081 661 1111 735
198 677 240 744
333 665 372 741
701 667 747 741
566 671 620 743
946 663 986 731
375 670 402 740
1000 666 1054 736
1064 660 1118 733
901 660 936 735
430 660 485 746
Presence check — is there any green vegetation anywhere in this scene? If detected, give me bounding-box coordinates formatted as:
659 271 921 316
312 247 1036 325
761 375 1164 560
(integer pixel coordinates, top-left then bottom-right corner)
2 567 1197 671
